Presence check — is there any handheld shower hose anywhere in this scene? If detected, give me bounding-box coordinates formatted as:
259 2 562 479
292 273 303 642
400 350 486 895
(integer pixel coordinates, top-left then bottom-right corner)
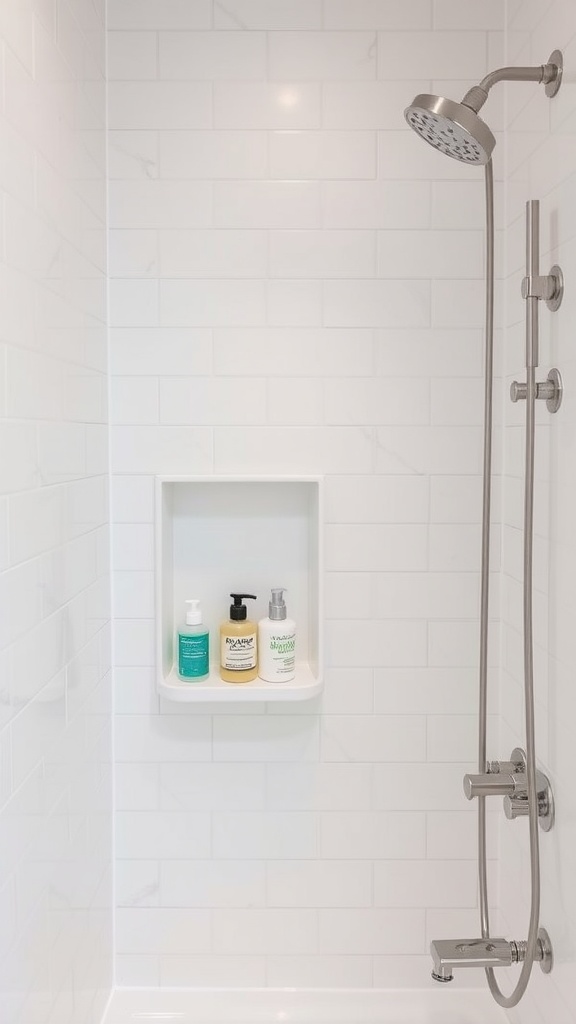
477 163 541 1010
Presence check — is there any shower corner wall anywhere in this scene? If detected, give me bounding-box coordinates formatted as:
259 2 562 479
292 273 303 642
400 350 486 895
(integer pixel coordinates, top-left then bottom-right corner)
0 0 114 1021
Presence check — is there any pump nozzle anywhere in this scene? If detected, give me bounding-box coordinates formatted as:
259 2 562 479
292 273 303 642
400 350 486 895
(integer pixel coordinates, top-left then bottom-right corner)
185 599 202 625
229 593 257 621
269 588 287 621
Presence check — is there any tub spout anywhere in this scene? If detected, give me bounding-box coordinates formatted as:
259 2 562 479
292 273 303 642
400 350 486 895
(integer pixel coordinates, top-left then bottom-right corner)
430 930 553 984
430 937 514 982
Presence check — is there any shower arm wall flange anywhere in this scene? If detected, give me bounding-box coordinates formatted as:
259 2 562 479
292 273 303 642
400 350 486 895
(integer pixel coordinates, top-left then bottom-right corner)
461 50 563 113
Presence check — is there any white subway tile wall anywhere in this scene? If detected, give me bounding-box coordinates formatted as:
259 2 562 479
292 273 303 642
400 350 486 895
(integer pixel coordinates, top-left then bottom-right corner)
0 0 112 1022
500 4 576 1024
108 0 503 991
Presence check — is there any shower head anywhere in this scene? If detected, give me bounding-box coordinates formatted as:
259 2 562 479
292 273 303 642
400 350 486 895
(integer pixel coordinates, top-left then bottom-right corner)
404 94 496 165
404 52 563 166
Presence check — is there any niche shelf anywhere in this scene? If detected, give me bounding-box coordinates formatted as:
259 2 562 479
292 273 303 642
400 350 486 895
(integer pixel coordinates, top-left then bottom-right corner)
156 476 323 702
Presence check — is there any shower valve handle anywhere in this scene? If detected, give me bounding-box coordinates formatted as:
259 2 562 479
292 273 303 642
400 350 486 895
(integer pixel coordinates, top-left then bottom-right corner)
504 794 529 820
504 769 555 832
463 772 526 800
510 381 527 403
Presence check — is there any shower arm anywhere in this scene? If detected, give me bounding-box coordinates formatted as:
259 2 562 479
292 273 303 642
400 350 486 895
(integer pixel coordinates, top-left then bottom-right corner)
461 59 562 114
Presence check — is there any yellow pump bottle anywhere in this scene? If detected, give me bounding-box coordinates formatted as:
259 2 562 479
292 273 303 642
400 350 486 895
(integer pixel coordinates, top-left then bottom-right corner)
220 593 258 683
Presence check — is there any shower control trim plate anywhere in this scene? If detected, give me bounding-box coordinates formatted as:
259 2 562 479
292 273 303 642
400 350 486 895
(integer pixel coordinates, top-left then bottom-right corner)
463 747 555 831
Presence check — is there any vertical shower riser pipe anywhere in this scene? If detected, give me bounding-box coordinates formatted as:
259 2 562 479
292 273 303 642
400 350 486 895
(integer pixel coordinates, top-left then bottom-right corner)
477 160 494 943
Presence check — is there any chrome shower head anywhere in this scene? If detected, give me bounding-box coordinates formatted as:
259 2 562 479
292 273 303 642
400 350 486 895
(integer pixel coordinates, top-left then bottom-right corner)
404 53 563 166
404 94 496 165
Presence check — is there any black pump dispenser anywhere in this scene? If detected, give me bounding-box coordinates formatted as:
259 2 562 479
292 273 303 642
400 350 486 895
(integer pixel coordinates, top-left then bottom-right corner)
229 593 257 621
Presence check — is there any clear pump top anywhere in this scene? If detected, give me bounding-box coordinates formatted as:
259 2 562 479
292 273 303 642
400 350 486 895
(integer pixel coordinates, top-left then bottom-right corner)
185 599 202 625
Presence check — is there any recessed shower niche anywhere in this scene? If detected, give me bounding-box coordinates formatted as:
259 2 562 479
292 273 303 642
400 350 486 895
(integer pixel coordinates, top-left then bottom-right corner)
156 476 323 702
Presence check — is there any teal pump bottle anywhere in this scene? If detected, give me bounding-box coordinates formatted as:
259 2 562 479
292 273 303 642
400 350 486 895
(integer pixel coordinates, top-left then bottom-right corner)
178 599 209 681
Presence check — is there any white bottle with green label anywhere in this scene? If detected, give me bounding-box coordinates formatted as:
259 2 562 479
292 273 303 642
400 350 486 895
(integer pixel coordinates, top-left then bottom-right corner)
258 588 296 683
178 599 209 681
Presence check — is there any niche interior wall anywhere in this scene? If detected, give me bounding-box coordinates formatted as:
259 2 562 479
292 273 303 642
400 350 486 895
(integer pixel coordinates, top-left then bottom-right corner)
108 0 504 989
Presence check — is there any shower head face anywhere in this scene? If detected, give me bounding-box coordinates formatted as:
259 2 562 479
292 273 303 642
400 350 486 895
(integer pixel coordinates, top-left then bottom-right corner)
404 94 496 165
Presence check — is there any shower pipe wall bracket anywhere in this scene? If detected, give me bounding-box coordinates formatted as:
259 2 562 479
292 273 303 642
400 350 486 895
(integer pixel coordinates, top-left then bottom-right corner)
510 368 563 414
512 252 564 412
521 264 564 310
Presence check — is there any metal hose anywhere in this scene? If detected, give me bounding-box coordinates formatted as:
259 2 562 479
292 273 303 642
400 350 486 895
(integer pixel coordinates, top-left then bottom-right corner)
477 163 542 1007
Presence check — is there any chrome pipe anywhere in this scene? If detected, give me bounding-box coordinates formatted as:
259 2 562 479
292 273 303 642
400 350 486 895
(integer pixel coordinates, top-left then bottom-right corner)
462 59 562 113
477 158 494 944
526 200 540 369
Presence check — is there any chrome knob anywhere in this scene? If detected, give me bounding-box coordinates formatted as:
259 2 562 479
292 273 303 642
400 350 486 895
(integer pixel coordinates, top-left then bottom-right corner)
510 381 527 402
487 758 525 775
504 769 555 831
504 794 529 820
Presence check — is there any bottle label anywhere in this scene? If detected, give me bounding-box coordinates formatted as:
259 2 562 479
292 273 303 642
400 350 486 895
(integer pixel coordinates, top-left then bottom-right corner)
179 633 209 678
267 631 296 675
221 632 257 671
